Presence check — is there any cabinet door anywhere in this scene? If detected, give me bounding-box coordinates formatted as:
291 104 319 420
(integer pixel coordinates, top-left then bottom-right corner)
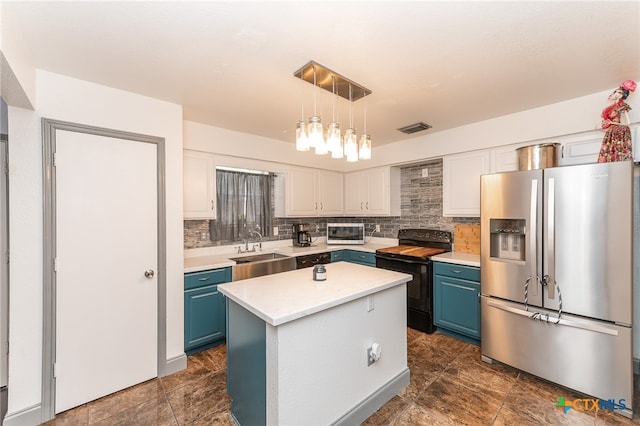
286 167 318 216
330 250 346 262
491 146 519 173
318 171 344 216
184 284 226 352
434 274 480 340
344 172 366 215
559 135 602 166
346 250 376 267
442 151 491 217
184 150 216 220
365 168 389 215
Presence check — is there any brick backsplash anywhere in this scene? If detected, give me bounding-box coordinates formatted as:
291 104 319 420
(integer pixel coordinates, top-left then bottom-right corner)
184 158 479 249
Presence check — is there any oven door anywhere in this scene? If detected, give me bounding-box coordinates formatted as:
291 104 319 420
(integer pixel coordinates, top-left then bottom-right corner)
376 254 434 332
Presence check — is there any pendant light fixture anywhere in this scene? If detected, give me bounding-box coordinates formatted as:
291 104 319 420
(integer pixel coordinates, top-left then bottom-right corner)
344 84 359 162
327 76 343 158
307 64 325 152
358 99 371 160
295 73 309 151
293 60 372 162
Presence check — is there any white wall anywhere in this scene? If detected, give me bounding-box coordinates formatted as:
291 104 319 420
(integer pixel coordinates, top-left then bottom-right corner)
368 89 640 169
0 2 36 108
6 70 184 422
185 88 640 172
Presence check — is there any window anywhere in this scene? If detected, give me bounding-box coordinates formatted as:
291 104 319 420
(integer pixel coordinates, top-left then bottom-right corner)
210 167 272 243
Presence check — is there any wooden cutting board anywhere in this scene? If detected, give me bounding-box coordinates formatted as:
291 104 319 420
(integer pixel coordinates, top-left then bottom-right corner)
377 245 446 258
454 224 480 254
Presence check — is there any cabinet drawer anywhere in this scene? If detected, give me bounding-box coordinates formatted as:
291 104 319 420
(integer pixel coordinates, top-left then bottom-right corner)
331 250 346 262
185 267 232 290
347 250 376 266
434 262 480 282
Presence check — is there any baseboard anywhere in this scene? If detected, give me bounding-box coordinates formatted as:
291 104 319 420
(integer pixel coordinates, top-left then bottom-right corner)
160 352 187 377
2 402 42 426
332 368 410 426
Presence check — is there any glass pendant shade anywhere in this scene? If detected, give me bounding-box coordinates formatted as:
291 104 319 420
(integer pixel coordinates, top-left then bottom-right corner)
344 128 358 162
327 122 342 158
295 120 310 151
315 134 329 155
308 116 323 149
358 134 371 160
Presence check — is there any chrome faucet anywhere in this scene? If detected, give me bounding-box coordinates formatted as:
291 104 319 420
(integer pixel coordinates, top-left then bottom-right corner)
248 229 263 250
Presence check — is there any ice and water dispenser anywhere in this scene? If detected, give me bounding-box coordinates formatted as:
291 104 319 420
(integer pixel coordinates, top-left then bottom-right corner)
489 219 526 261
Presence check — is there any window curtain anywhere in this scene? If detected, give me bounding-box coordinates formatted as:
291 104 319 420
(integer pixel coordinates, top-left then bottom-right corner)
245 172 272 237
214 170 244 242
211 169 272 243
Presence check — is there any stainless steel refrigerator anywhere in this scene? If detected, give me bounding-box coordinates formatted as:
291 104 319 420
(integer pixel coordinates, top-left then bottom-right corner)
480 160 633 418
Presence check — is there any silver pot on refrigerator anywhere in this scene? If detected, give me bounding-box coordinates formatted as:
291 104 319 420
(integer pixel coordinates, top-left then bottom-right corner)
516 143 560 170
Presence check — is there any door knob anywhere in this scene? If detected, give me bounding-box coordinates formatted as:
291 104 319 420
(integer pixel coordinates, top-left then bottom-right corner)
144 269 155 279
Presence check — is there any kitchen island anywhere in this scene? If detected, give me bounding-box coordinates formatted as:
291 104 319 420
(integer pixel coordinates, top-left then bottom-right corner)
218 261 412 426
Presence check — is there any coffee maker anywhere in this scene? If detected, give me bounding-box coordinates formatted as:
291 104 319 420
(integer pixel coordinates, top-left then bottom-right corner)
292 223 312 247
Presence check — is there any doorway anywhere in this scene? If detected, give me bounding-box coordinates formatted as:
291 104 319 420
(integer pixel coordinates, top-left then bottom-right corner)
41 119 166 421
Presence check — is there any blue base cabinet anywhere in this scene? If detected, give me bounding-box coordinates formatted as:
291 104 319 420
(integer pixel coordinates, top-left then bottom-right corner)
433 262 480 345
331 249 376 267
184 267 231 354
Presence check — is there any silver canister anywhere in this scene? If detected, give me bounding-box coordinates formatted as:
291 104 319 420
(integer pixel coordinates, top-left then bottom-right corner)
313 264 327 281
516 143 560 170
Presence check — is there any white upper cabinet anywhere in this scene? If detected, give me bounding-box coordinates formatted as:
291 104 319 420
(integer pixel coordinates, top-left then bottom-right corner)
491 145 520 173
558 132 603 166
442 150 492 217
183 150 216 220
317 171 344 216
277 166 344 217
344 166 400 216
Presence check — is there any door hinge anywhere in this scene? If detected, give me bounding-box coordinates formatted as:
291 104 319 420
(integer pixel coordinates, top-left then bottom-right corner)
4 250 8 265
53 362 57 378
53 152 57 167
53 257 58 272
3 162 7 174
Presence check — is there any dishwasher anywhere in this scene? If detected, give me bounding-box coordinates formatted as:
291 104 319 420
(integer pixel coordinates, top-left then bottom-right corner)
295 252 331 269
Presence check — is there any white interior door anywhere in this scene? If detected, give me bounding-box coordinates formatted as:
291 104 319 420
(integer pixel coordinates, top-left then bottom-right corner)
54 130 158 413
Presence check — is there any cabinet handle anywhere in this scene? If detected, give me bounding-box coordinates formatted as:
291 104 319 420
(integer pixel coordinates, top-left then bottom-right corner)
450 269 462 274
360 202 363 210
320 202 324 210
198 276 211 281
366 202 369 210
315 202 318 210
211 200 214 210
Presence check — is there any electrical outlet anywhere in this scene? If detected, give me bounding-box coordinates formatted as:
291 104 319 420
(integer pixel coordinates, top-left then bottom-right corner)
375 224 381 233
273 226 279 236
422 168 429 178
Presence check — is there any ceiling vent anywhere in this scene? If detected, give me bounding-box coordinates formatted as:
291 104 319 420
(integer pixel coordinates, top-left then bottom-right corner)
397 122 432 134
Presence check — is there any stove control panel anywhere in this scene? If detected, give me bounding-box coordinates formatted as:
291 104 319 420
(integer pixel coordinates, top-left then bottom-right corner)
397 228 452 244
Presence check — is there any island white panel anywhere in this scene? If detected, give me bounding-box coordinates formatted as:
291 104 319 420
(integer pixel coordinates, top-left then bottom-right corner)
266 285 408 425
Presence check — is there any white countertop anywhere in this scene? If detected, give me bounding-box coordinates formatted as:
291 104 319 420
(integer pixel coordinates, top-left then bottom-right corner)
431 251 480 268
184 237 398 273
218 261 411 326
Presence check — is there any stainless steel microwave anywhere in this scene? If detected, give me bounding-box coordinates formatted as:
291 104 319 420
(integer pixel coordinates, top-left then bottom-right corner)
327 223 365 245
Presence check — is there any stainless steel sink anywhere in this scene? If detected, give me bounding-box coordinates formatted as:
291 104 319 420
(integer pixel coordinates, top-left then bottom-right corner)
229 252 290 264
230 252 296 281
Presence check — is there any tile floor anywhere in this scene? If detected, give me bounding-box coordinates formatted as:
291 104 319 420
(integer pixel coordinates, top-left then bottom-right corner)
42 329 640 425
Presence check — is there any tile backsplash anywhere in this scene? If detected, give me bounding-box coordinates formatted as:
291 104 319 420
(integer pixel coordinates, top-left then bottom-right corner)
184 158 479 249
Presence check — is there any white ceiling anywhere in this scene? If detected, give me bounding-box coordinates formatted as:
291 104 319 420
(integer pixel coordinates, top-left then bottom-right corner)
4 1 640 147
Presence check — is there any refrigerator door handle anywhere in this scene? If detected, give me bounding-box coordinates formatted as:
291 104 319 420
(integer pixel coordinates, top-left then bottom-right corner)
527 179 539 296
486 300 619 336
545 178 555 299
